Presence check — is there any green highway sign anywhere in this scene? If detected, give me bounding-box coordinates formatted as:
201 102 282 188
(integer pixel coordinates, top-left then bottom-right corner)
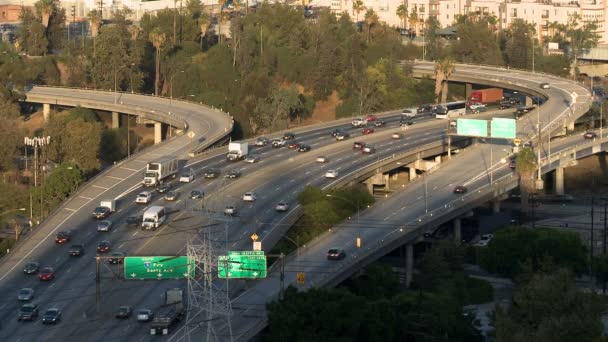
218 251 267 279
491 118 517 139
456 119 488 137
124 256 194 280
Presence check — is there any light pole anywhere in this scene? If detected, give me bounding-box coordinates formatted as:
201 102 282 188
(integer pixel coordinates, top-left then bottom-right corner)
536 96 543 191
114 63 135 104
525 32 535 73
326 194 362 248
0 208 26 241
169 70 185 105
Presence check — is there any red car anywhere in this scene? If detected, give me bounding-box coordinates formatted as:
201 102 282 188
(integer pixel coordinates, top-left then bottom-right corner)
55 231 72 244
366 114 377 122
362 128 375 135
287 142 301 149
38 267 55 281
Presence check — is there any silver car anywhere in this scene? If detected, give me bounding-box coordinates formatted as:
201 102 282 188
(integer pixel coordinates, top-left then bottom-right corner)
17 288 34 301
137 309 154 322
97 220 113 232
275 201 290 212
224 205 237 216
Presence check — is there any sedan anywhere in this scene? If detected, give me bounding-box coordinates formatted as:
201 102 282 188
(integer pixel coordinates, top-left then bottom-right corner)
275 201 290 212
362 146 376 154
137 309 154 322
366 114 378 122
17 288 34 301
126 215 142 227
115 306 132 319
55 230 72 244
97 220 112 232
23 262 40 275
283 132 295 140
38 267 55 281
325 170 338 179
327 248 346 260
92 206 111 219
97 240 111 254
287 142 301 149
164 191 178 201
374 120 385 127
335 132 350 141
41 308 61 324
584 131 597 139
245 154 259 163
108 252 126 264
17 304 39 321
454 185 468 194
242 192 257 202
330 129 343 137
224 205 237 216
391 133 403 140
225 170 241 179
135 191 152 204
540 82 550 89
297 144 311 152
156 183 170 193
69 244 84 257
204 168 220 179
316 156 329 163
255 137 269 146
190 190 204 199
353 141 366 150
362 128 375 135
271 139 285 148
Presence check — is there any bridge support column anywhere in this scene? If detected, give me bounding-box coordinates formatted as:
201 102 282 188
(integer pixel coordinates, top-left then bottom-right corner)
555 167 565 195
525 97 533 107
409 167 417 181
434 155 441 164
465 83 472 100
112 112 119 129
405 243 414 288
366 181 373 194
492 199 500 214
454 218 462 245
42 103 51 122
154 122 162 144
384 174 390 191
567 121 574 132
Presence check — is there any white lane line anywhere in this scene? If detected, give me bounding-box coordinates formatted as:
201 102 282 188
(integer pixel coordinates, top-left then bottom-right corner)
106 176 124 180
241 231 248 236
115 183 143 200
79 196 93 200
118 243 126 249
49 283 56 288
132 231 139 236
64 208 76 212
120 166 138 172
92 185 109 190
290 179 295 183
66 268 72 273
55 257 60 262
305 171 311 175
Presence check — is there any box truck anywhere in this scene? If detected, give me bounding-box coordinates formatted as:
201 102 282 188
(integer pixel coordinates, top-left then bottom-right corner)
226 142 249 161
143 156 180 187
468 88 503 104
150 288 185 336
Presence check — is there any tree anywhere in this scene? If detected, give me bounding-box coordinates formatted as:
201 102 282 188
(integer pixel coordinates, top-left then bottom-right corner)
34 0 54 28
452 13 504 65
352 0 365 24
217 0 227 44
408 8 418 36
515 147 536 213
440 57 455 103
424 16 442 60
505 19 535 69
433 61 444 103
149 28 166 96
198 12 210 49
364 9 379 43
88 10 102 38
396 4 407 31
0 118 23 173
63 119 102 172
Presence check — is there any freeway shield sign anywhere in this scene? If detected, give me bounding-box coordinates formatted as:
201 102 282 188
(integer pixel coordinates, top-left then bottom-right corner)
491 118 517 139
456 119 488 137
124 256 194 280
218 251 267 279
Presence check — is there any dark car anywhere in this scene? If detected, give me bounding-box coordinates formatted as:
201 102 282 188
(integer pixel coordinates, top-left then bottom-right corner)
374 120 385 127
69 244 84 257
509 159 516 169
204 168 220 179
400 117 413 126
156 183 170 193
126 215 142 227
17 304 39 321
255 137 269 146
55 230 72 244
335 131 350 140
38 267 55 281
108 252 126 264
92 206 111 219
287 141 301 149
584 131 597 139
283 132 295 140
330 128 343 137
23 262 40 275
327 248 346 260
190 190 204 199
164 191 178 201
297 144 311 152
362 128 375 135
353 141 366 150
115 306 132 319
97 240 111 254
499 100 513 109
454 186 468 194
417 104 434 115
41 308 61 324
225 170 241 179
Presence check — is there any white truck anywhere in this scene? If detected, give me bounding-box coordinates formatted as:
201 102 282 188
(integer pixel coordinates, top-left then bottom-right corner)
143 156 180 187
351 118 367 127
226 142 249 161
150 288 185 336
141 206 166 230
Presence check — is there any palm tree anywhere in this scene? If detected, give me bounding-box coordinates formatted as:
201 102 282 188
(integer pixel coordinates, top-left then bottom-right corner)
233 0 243 14
440 57 455 103
149 28 166 96
217 0 227 44
128 25 141 41
352 0 365 24
88 9 102 38
515 147 537 215
35 0 54 28
396 4 408 31
364 9 378 43
199 12 210 49
433 62 444 104
408 9 418 36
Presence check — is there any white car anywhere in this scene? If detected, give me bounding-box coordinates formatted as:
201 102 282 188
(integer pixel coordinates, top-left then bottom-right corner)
325 170 338 178
224 205 237 216
540 82 550 89
136 309 153 322
245 154 258 163
401 108 417 117
242 192 257 202
316 156 328 163
351 118 367 127
469 103 486 112
179 169 194 183
135 191 152 204
391 133 403 139
473 234 494 247
275 201 290 212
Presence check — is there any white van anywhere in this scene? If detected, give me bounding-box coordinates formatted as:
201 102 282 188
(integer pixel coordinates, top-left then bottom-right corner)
141 206 166 230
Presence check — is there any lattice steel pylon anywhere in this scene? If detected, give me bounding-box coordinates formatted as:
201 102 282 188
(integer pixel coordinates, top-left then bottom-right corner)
184 180 234 342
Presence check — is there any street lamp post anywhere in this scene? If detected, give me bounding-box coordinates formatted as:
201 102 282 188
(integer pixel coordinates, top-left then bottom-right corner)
326 194 362 248
114 63 135 104
0 208 27 241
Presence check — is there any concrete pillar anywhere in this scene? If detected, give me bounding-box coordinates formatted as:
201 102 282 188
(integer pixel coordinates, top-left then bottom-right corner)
454 218 462 245
154 122 162 144
366 181 373 194
42 103 51 122
434 155 441 163
112 112 119 129
465 83 473 100
384 174 390 190
567 121 575 131
405 243 414 288
555 167 565 195
492 199 500 214
525 96 533 107
409 167 417 181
